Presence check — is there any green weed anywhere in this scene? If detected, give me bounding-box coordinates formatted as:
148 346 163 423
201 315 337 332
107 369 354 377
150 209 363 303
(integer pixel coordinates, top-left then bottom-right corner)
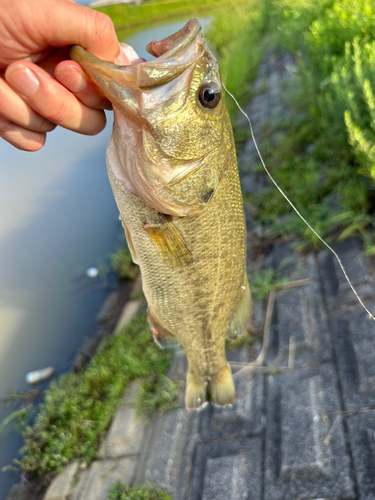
248 266 289 301
97 0 228 32
241 80 374 250
206 0 268 117
108 481 173 500
225 330 258 351
264 0 375 225
15 313 177 476
111 245 139 280
136 375 181 419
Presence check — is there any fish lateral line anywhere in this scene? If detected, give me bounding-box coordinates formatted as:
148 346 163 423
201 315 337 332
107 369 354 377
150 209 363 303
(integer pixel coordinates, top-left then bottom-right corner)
222 83 375 324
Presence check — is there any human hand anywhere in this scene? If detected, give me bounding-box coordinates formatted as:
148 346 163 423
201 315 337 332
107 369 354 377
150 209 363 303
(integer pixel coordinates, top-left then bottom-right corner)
0 0 130 151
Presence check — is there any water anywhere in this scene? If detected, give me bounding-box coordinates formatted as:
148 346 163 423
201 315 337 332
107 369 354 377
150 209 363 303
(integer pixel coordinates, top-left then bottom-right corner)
0 16 211 497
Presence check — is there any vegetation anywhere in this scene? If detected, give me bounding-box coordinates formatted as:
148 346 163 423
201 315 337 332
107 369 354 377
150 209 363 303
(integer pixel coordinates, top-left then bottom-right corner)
248 267 289 301
111 245 139 280
241 0 375 251
269 0 375 186
205 0 268 116
15 313 179 476
136 375 180 419
96 0 227 33
225 329 258 350
108 481 173 500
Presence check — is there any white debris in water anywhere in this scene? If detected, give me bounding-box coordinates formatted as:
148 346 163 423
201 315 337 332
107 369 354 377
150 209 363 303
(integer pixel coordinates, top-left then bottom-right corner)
26 367 55 385
86 267 99 278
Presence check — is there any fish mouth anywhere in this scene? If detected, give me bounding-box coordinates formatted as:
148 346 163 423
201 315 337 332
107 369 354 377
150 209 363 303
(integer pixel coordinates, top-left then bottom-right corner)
69 18 203 118
144 18 201 62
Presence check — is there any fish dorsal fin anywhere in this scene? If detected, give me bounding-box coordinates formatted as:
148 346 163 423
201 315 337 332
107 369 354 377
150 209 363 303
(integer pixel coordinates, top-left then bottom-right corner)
226 279 252 340
144 220 193 267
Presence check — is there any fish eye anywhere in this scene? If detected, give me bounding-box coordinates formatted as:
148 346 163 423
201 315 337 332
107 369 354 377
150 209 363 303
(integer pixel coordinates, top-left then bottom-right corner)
198 83 221 109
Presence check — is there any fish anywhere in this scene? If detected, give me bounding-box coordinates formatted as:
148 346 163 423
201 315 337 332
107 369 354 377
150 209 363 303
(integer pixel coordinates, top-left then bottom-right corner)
70 18 251 409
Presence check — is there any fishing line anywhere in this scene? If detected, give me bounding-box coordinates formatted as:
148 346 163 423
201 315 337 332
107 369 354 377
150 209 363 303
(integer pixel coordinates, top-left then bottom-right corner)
223 83 375 322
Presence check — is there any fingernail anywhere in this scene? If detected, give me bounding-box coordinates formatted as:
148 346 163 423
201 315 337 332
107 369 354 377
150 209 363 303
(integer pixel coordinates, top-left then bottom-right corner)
56 66 86 93
8 66 39 96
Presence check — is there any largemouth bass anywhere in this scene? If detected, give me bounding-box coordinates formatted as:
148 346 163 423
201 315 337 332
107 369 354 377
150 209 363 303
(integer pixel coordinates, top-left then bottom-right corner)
70 19 251 409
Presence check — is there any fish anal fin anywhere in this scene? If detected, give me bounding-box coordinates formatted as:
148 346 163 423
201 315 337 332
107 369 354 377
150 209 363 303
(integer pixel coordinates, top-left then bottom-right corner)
144 221 193 267
226 279 252 340
147 311 180 349
123 223 139 265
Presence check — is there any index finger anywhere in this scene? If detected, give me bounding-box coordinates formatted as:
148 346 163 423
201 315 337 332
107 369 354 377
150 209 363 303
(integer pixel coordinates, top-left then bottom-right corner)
24 0 128 63
45 1 121 61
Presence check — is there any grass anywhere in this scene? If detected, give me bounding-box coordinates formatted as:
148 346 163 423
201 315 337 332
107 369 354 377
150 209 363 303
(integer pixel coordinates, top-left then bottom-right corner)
96 0 228 33
248 267 289 301
205 0 268 117
225 330 258 351
110 245 139 280
108 481 173 500
242 0 375 250
242 81 375 250
15 313 179 477
136 375 180 420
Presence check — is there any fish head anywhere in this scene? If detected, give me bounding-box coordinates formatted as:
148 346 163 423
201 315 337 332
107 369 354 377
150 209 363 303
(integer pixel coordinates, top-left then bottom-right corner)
70 19 230 216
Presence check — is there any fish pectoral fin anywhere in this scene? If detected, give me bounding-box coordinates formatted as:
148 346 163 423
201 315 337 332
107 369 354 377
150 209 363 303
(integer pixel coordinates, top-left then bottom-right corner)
226 279 252 340
144 220 193 267
147 311 181 349
123 223 139 265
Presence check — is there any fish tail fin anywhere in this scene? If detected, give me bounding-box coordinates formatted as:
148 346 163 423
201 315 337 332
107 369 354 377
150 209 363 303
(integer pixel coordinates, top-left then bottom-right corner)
207 363 236 406
185 364 236 409
185 371 207 409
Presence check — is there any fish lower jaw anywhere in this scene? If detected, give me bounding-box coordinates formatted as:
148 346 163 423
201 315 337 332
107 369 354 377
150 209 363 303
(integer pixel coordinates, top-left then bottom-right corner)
185 362 235 410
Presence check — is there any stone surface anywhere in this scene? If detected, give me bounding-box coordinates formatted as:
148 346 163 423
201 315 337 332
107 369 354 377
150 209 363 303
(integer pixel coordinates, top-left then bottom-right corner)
330 306 375 411
136 408 200 500
268 280 331 366
114 300 142 333
99 405 146 459
265 364 355 500
318 238 375 309
191 438 263 500
71 468 88 500
44 462 78 500
96 292 118 324
79 458 136 500
265 244 332 367
121 379 143 405
201 454 252 500
199 372 263 441
347 411 375 500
